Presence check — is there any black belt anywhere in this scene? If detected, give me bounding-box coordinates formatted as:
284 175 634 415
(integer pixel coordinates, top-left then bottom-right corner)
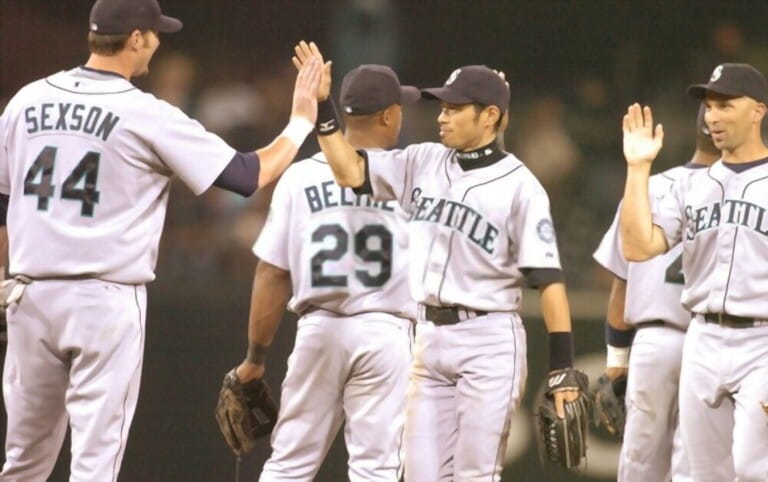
702 313 766 329
636 320 685 332
423 305 488 326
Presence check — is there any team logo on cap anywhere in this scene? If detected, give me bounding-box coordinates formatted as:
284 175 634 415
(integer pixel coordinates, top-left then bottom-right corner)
91 23 99 31
710 65 723 82
344 106 353 114
445 68 461 86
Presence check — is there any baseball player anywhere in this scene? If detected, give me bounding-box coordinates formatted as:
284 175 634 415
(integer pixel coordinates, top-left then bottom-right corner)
227 63 419 481
294 42 586 481
593 104 719 482
620 63 768 481
0 0 322 479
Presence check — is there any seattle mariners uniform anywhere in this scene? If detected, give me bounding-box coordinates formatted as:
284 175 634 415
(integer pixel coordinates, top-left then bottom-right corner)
296 42 584 482
620 63 768 482
593 106 719 482
233 65 419 481
0 1 320 479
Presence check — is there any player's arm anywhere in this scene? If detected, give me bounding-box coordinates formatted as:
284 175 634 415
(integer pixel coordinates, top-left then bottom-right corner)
620 103 669 261
211 56 322 198
292 41 366 188
235 261 292 382
538 280 581 417
604 277 632 378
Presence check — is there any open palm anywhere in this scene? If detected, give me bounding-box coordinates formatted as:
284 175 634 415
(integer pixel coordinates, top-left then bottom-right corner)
622 103 664 166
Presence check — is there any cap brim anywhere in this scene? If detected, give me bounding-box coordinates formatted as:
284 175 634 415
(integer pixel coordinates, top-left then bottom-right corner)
420 87 474 104
157 15 183 33
400 86 421 104
688 83 747 100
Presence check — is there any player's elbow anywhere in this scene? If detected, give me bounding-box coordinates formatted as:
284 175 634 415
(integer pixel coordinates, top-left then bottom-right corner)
621 241 655 262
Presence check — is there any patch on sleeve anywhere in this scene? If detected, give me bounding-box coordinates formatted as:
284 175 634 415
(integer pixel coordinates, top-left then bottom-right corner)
536 219 555 243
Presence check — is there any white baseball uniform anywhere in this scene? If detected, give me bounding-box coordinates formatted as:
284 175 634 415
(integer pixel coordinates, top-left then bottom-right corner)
253 153 414 482
653 158 768 482
359 142 561 481
594 164 704 482
0 66 234 481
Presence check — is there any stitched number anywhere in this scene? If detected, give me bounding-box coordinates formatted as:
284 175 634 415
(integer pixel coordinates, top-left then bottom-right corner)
61 152 101 216
24 146 57 211
24 147 101 216
664 254 684 285
355 224 393 287
311 223 393 287
311 224 348 287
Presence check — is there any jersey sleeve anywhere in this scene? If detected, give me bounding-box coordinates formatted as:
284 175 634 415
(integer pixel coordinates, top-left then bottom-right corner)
511 173 562 270
252 167 293 269
593 203 628 279
652 179 685 249
363 144 420 209
143 99 236 196
0 112 9 195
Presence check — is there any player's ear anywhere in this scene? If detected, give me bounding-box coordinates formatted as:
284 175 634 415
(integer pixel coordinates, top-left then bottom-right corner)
485 105 501 129
127 30 143 51
753 102 767 125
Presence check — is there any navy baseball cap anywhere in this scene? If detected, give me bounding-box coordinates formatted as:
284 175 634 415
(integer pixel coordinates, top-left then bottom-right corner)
421 65 510 113
340 65 420 116
89 0 182 35
688 63 768 104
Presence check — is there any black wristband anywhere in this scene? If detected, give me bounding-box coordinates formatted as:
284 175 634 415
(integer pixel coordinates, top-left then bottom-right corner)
316 97 340 136
605 322 635 347
548 331 574 371
246 342 268 365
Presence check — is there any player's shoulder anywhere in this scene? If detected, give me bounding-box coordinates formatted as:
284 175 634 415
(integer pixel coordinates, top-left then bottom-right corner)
279 152 334 184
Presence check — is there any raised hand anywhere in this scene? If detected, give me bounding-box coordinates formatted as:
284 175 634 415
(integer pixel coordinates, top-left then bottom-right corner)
290 56 321 124
623 103 664 166
292 41 332 101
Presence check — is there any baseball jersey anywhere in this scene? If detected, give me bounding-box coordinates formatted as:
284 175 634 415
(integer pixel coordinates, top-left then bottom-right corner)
594 165 704 329
0 67 234 284
361 142 561 312
653 159 768 318
253 153 415 320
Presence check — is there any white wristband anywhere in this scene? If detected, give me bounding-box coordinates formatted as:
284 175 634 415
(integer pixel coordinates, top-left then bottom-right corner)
606 345 630 368
280 117 314 149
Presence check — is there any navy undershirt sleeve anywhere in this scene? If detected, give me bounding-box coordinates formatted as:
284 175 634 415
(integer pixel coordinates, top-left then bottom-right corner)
212 151 260 197
521 267 564 289
0 194 8 226
351 150 373 195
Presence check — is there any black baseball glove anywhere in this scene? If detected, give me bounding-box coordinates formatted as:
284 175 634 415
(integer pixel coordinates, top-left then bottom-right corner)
215 369 278 456
535 368 591 470
592 373 627 438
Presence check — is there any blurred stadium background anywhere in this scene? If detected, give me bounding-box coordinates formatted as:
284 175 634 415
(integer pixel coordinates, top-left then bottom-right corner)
2 1 767 480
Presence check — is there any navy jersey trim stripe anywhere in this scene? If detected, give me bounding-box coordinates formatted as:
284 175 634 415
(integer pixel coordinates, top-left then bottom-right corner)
44 78 137 95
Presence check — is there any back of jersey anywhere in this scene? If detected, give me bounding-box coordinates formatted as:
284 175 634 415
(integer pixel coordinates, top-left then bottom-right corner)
0 68 233 284
594 164 702 328
253 154 415 320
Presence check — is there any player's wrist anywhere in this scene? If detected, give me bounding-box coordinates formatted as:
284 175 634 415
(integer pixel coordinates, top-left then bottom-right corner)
548 331 574 371
315 97 341 136
605 322 634 347
246 342 268 366
281 117 314 149
606 345 630 368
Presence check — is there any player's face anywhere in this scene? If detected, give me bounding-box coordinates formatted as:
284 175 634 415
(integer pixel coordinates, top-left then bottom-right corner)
437 102 491 151
704 93 763 152
133 30 160 77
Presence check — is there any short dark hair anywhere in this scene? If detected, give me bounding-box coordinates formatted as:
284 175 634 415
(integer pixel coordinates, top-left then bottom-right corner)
472 104 504 132
88 31 132 55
